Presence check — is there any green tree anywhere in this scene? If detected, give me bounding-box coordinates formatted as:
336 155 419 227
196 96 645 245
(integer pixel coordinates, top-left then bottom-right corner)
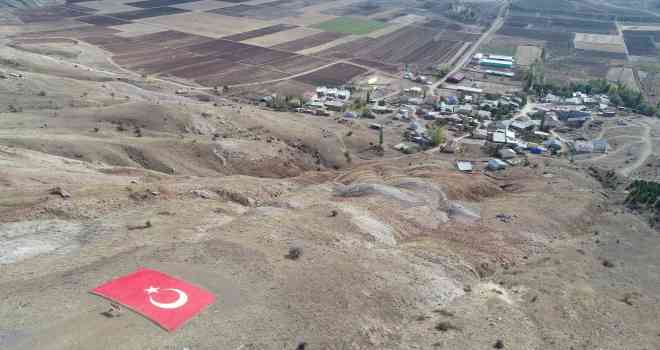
430 127 446 146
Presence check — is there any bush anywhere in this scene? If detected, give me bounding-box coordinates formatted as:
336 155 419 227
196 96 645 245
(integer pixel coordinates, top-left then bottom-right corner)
435 321 460 332
430 127 446 147
286 247 303 260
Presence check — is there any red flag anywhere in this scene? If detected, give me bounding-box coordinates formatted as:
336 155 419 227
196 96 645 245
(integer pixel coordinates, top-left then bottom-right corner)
92 268 214 331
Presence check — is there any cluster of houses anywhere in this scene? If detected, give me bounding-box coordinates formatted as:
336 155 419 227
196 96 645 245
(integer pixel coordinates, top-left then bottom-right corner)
541 91 617 126
403 72 432 85
299 86 352 113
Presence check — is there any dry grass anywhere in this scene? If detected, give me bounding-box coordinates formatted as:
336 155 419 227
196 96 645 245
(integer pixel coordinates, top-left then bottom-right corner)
141 12 275 38
243 27 324 47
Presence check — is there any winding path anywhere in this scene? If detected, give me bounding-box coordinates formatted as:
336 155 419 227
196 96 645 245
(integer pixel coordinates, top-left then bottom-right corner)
619 122 652 177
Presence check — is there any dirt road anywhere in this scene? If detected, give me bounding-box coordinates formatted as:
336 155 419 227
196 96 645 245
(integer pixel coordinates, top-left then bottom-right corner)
619 122 652 177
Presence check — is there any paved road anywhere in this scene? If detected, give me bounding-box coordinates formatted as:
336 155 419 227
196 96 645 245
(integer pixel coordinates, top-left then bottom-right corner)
429 2 509 97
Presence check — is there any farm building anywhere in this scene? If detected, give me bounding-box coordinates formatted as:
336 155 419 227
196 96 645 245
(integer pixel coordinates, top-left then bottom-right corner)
488 55 515 62
593 139 609 153
445 85 484 94
456 161 474 172
447 73 465 83
484 70 515 78
479 59 513 69
325 100 345 111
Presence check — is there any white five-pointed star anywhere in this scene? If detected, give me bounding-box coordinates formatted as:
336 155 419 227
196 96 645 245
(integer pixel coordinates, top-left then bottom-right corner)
145 286 159 294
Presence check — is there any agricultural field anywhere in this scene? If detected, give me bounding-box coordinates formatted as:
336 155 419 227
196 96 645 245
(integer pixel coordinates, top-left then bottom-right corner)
312 16 388 35
621 29 660 41
480 35 521 57
111 22 168 37
15 4 96 23
242 26 323 47
294 62 368 86
515 45 543 66
623 32 658 57
271 31 346 52
321 1 392 17
506 15 617 34
606 67 639 91
316 26 469 70
141 11 274 38
497 25 575 43
109 6 189 21
574 33 627 54
125 0 202 9
77 15 131 27
76 1 142 14
4 0 485 91
221 23 297 42
170 0 237 11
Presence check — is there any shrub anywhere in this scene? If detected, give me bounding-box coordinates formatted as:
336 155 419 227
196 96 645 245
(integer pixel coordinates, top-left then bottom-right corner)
286 247 303 260
435 321 460 332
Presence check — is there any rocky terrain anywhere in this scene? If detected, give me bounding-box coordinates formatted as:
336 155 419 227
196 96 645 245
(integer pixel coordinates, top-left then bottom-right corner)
1 3 660 350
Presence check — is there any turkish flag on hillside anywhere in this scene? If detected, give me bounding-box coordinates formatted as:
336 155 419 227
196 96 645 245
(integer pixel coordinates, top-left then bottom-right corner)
92 268 215 331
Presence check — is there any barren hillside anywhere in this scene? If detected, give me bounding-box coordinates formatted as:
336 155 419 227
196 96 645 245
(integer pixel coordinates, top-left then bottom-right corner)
1 1 660 349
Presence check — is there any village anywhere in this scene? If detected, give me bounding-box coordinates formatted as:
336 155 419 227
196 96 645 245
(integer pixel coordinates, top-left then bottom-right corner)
253 51 628 173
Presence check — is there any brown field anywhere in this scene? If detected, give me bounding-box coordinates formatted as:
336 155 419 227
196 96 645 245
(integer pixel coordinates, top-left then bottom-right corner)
243 26 323 47
221 24 297 41
271 31 346 52
349 57 399 74
498 25 575 42
17 25 120 39
315 26 466 69
606 67 638 90
238 49 296 65
163 58 239 79
231 79 316 97
623 32 657 56
312 37 376 59
199 64 289 85
77 1 142 14
184 38 251 55
15 5 95 23
108 6 189 21
170 0 238 11
205 0 319 20
298 34 360 55
294 62 368 86
77 15 131 26
280 11 336 26
365 23 406 39
574 33 626 54
116 48 198 68
96 30 212 54
133 53 225 73
506 15 617 35
266 54 330 75
110 22 169 37
140 11 273 38
515 45 543 66
390 13 426 25
125 0 201 9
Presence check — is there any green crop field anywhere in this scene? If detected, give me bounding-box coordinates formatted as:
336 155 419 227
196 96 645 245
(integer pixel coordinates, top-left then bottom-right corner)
313 17 388 35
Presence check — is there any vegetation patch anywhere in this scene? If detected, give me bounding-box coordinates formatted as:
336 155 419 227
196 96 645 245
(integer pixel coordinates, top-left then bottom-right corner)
313 17 388 35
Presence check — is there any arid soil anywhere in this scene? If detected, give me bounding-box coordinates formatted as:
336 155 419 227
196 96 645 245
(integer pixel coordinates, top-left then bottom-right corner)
1 3 660 350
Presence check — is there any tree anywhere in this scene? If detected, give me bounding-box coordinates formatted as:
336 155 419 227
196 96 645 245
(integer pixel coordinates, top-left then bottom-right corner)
430 127 446 147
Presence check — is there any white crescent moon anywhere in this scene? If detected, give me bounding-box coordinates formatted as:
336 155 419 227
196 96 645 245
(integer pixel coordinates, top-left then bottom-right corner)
149 288 188 309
